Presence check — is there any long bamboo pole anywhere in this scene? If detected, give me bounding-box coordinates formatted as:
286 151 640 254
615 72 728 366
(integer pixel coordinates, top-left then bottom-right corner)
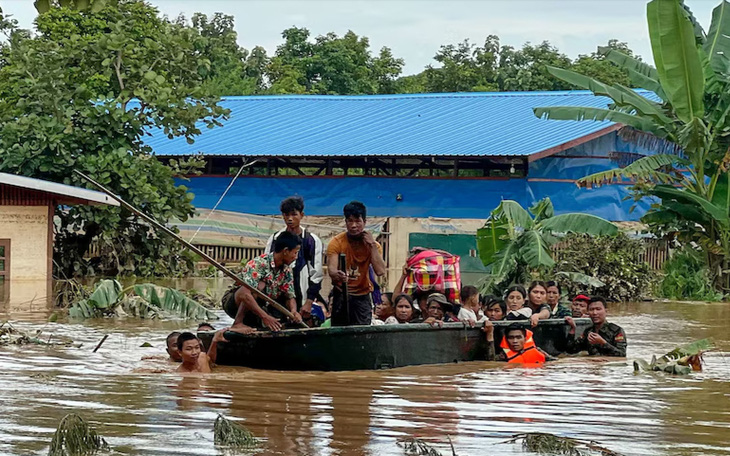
74 170 308 329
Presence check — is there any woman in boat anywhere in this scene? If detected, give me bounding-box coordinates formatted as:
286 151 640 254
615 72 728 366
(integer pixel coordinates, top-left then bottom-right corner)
546 281 571 318
525 281 552 327
384 294 417 324
504 285 532 321
485 299 506 321
373 292 395 325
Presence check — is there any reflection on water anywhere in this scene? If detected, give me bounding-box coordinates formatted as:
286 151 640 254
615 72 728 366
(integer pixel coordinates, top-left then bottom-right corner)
1 290 730 455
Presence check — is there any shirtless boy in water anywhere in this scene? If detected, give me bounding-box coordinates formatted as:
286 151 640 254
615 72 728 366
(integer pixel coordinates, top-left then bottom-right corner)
176 326 255 373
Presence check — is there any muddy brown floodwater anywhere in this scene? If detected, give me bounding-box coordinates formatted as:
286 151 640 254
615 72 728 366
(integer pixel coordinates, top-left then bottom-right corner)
1 283 730 455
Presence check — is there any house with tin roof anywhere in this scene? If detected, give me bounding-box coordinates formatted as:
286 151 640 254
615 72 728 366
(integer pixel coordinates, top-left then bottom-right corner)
146 91 665 284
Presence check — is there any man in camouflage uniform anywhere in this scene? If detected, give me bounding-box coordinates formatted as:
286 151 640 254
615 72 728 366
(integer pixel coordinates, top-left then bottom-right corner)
564 296 627 357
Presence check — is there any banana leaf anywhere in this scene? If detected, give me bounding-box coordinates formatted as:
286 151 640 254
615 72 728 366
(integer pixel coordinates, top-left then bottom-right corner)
486 239 520 280
538 213 618 236
68 299 101 319
533 106 667 137
529 197 554 223
704 0 730 74
651 185 730 228
660 338 713 363
494 200 533 231
133 284 218 321
626 68 667 100
545 66 671 124
476 218 509 267
87 279 122 309
120 296 162 319
577 154 687 188
519 230 555 269
647 0 705 123
599 46 660 80
68 279 122 318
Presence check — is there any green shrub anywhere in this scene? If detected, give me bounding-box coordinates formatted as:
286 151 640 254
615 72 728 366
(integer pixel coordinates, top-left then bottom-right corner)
551 233 652 302
658 248 722 301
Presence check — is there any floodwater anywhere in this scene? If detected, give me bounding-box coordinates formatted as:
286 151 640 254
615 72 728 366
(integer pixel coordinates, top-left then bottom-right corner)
1 282 729 456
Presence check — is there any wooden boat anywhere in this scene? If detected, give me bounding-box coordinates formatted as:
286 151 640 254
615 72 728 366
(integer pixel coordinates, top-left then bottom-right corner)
198 318 592 371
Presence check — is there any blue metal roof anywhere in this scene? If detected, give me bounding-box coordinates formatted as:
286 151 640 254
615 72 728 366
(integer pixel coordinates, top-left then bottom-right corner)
148 91 648 158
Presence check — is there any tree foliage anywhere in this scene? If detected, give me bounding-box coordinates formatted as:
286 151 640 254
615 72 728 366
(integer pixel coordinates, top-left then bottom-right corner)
552 233 652 302
534 0 730 292
0 1 228 277
476 198 617 293
396 36 638 94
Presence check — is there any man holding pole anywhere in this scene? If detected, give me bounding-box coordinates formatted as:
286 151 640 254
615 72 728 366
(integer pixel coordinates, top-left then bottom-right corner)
327 201 386 326
224 231 304 331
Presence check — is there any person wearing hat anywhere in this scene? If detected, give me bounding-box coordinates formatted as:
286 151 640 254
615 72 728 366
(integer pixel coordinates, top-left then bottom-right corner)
571 294 590 318
413 292 458 326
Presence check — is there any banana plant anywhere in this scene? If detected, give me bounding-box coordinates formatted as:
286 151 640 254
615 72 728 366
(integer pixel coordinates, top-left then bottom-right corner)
69 279 218 321
533 0 730 290
476 198 617 288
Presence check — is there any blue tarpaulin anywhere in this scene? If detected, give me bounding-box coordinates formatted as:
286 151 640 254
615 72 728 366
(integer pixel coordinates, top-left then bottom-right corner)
178 175 649 221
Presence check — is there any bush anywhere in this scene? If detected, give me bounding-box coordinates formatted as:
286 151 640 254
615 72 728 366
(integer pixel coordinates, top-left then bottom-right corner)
658 248 722 301
552 233 652 302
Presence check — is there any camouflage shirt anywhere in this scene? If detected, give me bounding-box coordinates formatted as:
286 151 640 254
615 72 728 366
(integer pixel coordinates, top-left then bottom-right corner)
566 322 627 357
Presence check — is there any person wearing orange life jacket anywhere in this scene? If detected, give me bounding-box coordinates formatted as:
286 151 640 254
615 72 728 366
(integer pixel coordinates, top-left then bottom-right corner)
482 322 554 363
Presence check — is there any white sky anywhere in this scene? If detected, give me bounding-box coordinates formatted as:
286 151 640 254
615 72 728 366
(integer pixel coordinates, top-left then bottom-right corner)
0 0 721 75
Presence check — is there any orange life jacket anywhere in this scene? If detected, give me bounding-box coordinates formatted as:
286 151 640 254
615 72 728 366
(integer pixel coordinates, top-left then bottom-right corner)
500 329 546 364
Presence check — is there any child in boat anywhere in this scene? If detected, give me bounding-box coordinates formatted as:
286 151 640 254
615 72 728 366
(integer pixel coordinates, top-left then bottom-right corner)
458 285 486 324
384 294 417 324
504 285 532 321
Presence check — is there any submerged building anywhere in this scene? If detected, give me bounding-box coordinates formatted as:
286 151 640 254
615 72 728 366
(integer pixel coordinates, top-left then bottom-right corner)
148 91 663 285
0 173 118 310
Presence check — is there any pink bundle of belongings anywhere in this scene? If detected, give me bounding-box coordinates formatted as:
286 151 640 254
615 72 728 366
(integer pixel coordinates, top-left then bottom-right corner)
403 247 461 304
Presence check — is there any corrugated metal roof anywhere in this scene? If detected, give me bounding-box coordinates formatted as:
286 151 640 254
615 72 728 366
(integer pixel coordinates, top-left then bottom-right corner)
0 173 119 206
147 91 649 158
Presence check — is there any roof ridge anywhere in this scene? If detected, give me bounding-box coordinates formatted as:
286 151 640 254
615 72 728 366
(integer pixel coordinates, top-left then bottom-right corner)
220 90 649 102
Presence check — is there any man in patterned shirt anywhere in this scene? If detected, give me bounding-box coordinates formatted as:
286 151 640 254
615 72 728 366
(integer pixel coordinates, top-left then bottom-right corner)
226 231 303 331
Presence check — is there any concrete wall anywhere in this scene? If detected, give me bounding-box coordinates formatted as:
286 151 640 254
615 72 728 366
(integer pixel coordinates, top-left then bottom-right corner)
0 205 50 281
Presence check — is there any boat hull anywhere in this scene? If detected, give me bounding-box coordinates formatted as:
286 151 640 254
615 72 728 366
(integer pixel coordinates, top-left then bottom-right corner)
199 319 591 371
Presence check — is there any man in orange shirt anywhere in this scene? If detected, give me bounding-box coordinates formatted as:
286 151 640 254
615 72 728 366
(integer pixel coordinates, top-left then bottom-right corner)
326 201 386 326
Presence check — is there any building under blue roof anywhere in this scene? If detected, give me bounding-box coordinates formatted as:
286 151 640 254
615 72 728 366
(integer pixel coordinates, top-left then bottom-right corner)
149 90 638 158
148 91 663 221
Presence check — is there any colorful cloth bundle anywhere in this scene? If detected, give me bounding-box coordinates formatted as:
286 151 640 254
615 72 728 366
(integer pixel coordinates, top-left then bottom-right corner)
403 248 461 304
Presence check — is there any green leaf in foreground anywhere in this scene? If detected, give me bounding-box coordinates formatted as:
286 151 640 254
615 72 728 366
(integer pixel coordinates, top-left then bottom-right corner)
133 284 218 321
634 338 714 375
48 413 108 456
213 414 259 448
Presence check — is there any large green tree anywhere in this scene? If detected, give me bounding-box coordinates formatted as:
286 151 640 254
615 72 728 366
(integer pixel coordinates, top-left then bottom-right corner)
180 12 267 96
267 27 404 95
533 0 730 292
0 1 228 277
402 36 638 94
